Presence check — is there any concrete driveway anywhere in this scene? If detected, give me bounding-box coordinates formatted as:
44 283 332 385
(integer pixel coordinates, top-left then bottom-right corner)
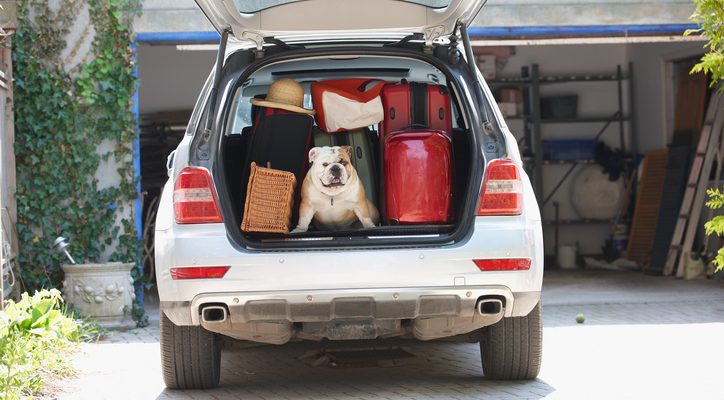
54 270 724 400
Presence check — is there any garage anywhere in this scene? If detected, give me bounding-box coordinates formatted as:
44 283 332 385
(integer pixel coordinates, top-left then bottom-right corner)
134 0 715 279
478 39 714 275
3 0 724 397
136 43 214 278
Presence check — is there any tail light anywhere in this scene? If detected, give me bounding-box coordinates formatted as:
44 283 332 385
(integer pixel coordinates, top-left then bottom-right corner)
173 167 223 224
170 266 230 280
477 159 523 216
473 258 531 271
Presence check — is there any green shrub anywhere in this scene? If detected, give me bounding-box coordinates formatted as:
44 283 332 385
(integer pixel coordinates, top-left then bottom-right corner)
0 289 98 399
705 188 724 272
13 0 147 326
690 1 724 273
687 0 724 92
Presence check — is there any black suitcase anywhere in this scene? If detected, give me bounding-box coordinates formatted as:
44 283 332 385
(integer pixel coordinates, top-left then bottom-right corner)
241 107 314 225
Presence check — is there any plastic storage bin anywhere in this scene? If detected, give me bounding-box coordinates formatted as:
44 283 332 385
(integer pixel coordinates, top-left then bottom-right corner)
542 139 598 161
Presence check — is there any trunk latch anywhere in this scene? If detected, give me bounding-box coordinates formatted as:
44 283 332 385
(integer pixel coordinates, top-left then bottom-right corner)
423 25 445 54
238 30 266 58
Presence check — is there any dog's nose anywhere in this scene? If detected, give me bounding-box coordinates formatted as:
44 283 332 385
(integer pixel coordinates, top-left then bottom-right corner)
330 165 342 176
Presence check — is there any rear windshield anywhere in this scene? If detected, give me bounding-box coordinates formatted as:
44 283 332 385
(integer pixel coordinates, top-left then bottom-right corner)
234 0 451 13
226 84 312 135
224 55 461 136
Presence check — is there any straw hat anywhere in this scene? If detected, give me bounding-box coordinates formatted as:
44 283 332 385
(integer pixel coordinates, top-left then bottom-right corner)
250 79 315 115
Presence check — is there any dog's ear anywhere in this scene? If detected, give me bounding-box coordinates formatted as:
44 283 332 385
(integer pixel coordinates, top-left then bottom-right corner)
308 147 320 164
340 146 353 160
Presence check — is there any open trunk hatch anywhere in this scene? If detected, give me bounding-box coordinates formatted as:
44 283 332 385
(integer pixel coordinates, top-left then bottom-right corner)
210 49 486 250
195 0 486 46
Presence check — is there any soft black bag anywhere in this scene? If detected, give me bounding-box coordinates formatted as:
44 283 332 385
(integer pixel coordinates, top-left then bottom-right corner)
241 107 314 226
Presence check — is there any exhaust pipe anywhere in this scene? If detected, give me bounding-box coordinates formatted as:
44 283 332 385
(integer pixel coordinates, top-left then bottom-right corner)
476 298 503 316
201 305 228 323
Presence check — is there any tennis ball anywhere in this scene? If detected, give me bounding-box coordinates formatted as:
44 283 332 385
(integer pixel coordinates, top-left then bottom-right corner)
575 313 585 324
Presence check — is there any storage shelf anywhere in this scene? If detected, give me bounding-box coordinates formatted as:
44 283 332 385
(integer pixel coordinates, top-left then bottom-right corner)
505 115 630 123
540 74 629 83
541 116 630 123
488 80 531 87
510 64 634 211
543 218 614 225
524 158 634 166
489 74 629 86
543 159 597 165
522 157 597 165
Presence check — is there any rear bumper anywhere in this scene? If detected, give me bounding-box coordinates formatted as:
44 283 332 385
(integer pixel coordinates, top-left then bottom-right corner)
155 217 544 299
155 176 544 342
161 287 540 326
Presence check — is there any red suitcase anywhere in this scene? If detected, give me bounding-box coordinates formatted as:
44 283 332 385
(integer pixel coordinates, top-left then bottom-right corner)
383 129 453 224
379 82 453 140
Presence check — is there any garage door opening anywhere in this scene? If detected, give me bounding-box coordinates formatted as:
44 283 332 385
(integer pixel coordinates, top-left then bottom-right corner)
137 44 214 284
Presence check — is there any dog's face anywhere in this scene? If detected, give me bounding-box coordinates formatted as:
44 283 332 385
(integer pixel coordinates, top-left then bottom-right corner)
308 146 355 195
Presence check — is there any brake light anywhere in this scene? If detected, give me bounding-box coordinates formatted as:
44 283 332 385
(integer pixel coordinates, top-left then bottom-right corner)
170 266 230 280
473 258 531 271
173 167 223 224
477 159 523 216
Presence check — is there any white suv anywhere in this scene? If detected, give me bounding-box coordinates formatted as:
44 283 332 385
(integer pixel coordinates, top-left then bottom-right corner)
155 0 543 389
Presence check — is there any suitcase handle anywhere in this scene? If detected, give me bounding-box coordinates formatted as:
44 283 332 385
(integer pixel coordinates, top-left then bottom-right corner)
401 123 429 130
356 79 387 92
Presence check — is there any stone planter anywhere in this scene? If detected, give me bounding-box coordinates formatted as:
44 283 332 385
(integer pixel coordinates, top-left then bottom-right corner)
61 262 136 329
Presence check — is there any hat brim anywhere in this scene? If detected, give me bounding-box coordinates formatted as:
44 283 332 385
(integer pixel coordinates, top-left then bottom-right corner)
250 98 316 115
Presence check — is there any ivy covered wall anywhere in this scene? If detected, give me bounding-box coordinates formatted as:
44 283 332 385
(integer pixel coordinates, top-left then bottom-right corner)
12 0 142 297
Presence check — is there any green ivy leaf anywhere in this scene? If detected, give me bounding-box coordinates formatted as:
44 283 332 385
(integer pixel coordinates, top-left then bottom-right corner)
13 0 146 325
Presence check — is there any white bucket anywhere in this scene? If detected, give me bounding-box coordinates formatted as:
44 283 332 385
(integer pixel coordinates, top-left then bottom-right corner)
558 245 578 269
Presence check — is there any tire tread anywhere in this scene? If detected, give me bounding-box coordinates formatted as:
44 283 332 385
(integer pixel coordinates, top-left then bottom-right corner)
480 303 542 380
160 312 221 389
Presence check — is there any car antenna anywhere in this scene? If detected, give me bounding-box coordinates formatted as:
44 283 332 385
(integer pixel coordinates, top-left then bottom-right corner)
197 28 230 160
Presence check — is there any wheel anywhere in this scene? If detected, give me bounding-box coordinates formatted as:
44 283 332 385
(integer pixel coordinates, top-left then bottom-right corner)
479 302 542 380
160 312 221 389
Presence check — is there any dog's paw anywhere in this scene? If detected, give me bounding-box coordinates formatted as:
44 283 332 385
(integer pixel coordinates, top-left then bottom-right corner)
361 220 376 229
290 226 307 234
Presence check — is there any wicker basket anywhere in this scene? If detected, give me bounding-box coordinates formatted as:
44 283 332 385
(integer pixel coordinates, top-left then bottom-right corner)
241 162 297 234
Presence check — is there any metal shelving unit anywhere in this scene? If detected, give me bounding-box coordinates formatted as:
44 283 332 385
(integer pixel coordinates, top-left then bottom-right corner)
490 63 637 207
491 63 637 261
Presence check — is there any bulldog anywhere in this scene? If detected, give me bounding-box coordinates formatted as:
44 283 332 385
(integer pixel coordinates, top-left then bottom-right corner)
292 146 379 232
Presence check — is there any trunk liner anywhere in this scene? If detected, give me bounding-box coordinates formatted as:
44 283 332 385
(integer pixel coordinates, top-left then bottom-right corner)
248 224 456 242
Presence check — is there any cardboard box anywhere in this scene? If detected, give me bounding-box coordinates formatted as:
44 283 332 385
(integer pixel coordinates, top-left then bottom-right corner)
477 55 496 80
498 102 517 117
501 87 522 104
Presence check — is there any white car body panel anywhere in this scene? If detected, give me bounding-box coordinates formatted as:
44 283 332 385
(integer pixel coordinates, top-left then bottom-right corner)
155 163 543 318
154 14 543 341
195 0 486 44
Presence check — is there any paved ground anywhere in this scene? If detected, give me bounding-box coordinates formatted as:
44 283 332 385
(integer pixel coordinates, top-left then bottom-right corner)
54 270 724 400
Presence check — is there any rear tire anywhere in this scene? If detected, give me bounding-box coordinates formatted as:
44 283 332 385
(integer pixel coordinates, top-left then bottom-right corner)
160 312 221 389
479 302 542 380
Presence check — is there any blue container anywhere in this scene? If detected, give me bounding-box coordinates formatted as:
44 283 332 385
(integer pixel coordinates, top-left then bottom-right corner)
542 139 598 161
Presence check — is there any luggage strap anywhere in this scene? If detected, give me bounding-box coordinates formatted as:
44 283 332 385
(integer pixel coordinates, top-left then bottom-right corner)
410 82 429 129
